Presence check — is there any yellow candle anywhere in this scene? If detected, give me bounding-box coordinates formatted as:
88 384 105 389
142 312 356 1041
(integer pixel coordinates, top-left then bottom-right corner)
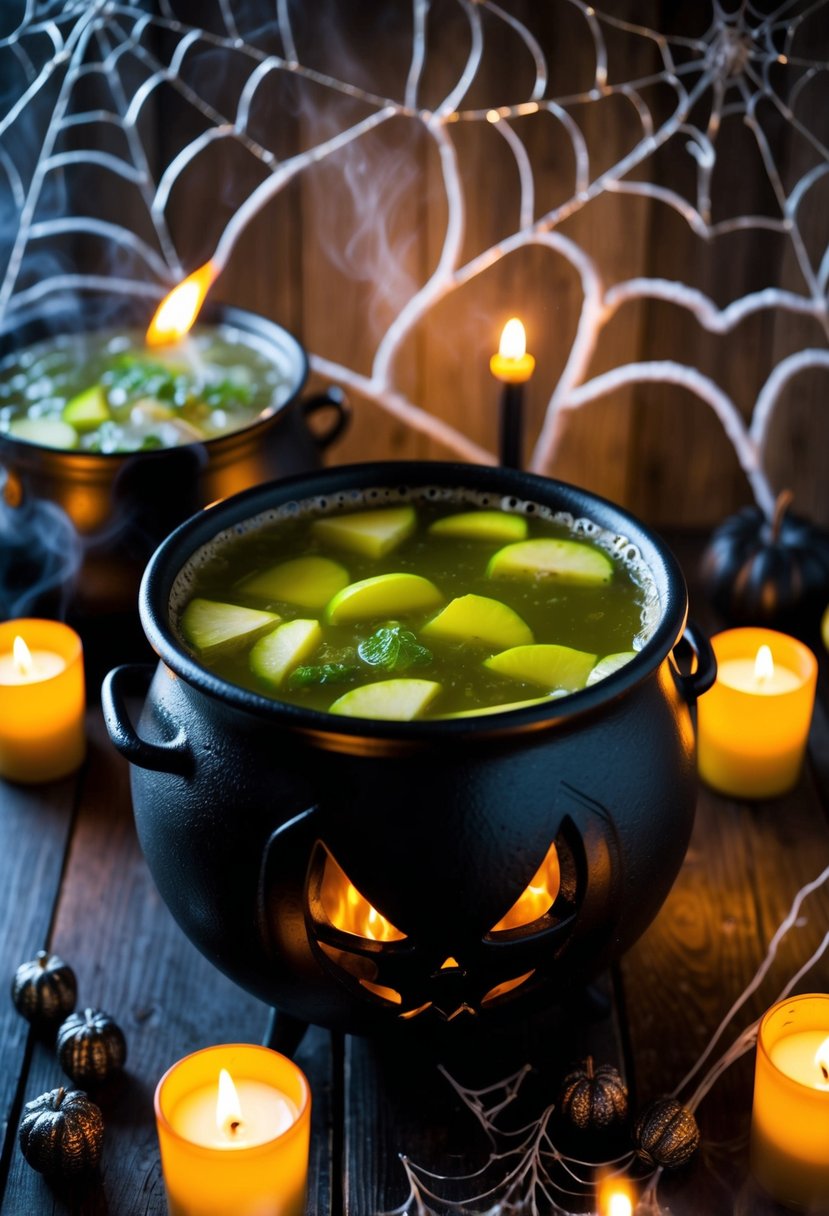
751 994 829 1209
0 619 85 783
155 1044 310 1216
696 627 817 799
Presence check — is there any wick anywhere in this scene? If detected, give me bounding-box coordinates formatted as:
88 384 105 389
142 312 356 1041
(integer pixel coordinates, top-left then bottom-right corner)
229 1120 241 1134
821 1063 828 1083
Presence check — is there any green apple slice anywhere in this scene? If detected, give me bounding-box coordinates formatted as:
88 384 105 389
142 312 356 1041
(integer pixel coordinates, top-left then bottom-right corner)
329 678 442 720
8 416 79 449
326 572 443 623
485 643 597 692
486 539 613 585
240 556 349 608
311 505 416 558
250 619 322 686
62 385 111 432
180 598 281 658
428 511 528 542
421 594 533 650
586 650 638 686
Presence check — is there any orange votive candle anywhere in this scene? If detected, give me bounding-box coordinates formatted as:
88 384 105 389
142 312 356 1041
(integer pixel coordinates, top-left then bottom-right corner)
696 627 817 799
0 618 85 783
751 994 829 1209
155 1044 311 1216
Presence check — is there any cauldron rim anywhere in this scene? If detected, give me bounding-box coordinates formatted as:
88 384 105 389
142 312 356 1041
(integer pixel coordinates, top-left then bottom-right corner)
0 302 309 465
138 460 689 746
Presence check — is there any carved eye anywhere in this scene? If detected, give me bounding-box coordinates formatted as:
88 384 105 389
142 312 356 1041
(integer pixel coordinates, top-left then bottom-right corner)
317 846 407 942
489 839 561 935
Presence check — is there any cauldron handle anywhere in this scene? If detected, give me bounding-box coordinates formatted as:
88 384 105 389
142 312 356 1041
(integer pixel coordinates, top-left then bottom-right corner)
301 385 350 450
671 620 717 704
102 664 192 776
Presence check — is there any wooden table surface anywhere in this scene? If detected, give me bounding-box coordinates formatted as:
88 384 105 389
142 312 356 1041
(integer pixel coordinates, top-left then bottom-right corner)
1 534 828 1216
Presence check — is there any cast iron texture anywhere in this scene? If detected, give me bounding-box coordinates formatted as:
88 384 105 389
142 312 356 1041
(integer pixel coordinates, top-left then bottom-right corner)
103 462 715 1037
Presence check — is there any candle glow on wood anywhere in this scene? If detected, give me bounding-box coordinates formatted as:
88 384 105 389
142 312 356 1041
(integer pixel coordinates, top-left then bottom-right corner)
0 619 85 783
697 627 817 798
751 995 829 1209
146 260 217 346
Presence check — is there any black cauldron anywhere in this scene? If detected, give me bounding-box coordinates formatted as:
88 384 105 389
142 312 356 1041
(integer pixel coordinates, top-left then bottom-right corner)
103 463 715 1039
0 299 348 624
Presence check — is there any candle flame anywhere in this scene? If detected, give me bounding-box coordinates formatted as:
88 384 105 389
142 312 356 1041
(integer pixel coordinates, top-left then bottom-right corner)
754 644 774 683
815 1037 829 1084
146 260 217 346
597 1176 636 1216
499 317 527 360
12 635 33 677
216 1068 243 1137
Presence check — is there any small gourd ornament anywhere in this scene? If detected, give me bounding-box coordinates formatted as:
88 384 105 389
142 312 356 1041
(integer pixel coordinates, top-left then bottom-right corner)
18 1086 104 1178
634 1096 700 1169
57 1008 127 1087
558 1056 629 1131
11 950 77 1030
700 490 829 636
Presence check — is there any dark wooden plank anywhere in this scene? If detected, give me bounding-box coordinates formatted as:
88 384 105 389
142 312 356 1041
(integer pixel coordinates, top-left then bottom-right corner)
1 712 334 1215
0 770 77 1183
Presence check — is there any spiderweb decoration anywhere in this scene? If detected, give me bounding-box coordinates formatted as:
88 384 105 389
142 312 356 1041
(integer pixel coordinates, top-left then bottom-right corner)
384 858 829 1215
0 0 828 520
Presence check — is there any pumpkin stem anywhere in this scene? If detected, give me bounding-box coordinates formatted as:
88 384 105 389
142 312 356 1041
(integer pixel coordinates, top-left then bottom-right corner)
36 950 48 968
55 1087 65 1108
770 489 794 542
585 1055 594 1079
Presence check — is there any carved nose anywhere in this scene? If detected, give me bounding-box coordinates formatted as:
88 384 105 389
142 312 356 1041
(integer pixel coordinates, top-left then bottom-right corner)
430 961 474 1020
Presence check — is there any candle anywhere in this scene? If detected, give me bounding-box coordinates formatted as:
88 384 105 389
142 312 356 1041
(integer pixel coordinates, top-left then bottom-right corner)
597 1174 635 1216
696 627 817 799
0 619 85 784
751 994 829 1209
155 1043 310 1216
490 317 535 469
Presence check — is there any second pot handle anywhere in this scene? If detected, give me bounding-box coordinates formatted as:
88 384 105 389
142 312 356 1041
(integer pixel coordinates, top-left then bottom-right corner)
671 620 717 704
101 664 192 775
301 386 350 451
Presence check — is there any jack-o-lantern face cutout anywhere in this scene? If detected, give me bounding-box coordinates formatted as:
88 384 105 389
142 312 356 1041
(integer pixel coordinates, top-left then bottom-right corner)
306 826 581 1022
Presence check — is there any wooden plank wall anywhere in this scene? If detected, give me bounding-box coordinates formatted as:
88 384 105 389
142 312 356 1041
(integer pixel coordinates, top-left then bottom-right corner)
172 0 828 528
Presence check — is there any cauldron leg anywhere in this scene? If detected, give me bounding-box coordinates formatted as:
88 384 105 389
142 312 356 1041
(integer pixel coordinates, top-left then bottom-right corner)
263 1007 308 1057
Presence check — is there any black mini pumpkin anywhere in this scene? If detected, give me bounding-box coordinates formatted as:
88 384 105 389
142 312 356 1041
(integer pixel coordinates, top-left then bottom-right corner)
558 1056 628 1130
700 491 829 635
18 1086 104 1177
57 1008 127 1087
11 950 77 1030
634 1096 700 1169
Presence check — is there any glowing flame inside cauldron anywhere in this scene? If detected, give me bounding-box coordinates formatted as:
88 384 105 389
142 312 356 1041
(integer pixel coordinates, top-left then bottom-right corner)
318 849 407 942
146 261 218 346
491 840 561 932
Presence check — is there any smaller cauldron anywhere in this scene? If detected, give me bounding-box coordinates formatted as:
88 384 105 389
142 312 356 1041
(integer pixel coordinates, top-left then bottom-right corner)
103 463 715 1038
0 299 348 623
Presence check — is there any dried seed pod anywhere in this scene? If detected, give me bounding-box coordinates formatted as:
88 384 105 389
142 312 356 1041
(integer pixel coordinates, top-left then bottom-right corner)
11 950 77 1029
634 1097 700 1169
558 1057 628 1130
18 1086 104 1178
57 1008 127 1087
